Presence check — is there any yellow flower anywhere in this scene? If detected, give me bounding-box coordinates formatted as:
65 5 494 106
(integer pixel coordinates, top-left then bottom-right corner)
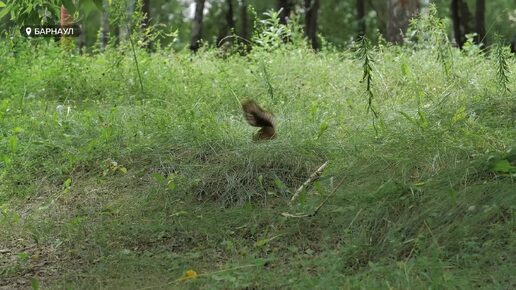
181 269 198 281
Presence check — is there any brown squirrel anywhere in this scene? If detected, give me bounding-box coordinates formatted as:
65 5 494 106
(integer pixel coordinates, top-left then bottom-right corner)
241 99 276 140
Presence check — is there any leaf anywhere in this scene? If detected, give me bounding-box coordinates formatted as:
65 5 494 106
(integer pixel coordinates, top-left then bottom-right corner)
61 0 77 14
452 106 466 124
92 0 104 11
31 278 40 290
78 0 97 17
12 127 25 134
316 121 329 140
152 172 165 184
401 62 410 76
273 178 288 193
0 1 6 8
18 252 29 261
167 180 176 191
8 135 17 152
1 155 11 166
254 238 269 247
417 109 429 128
166 174 176 190
63 178 72 188
0 4 9 20
254 234 282 247
492 159 514 173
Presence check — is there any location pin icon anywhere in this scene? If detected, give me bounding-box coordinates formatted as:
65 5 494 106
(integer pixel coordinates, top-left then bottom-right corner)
26 27 32 36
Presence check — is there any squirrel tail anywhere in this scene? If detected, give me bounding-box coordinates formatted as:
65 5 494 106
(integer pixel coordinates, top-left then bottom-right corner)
241 99 276 140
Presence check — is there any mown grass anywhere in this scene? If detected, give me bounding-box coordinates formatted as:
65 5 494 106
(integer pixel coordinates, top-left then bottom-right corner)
1 26 515 289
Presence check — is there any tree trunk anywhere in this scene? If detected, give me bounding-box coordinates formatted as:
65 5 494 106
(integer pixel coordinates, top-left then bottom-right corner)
459 0 472 37
475 0 485 45
356 0 365 37
451 0 472 48
100 0 109 49
278 0 293 25
386 0 418 44
304 0 320 50
190 0 205 52
217 0 235 46
451 0 463 47
78 20 86 53
119 0 136 41
239 0 249 41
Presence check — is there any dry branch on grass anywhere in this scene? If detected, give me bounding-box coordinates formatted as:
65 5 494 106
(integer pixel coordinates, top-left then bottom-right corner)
282 173 346 218
289 161 329 204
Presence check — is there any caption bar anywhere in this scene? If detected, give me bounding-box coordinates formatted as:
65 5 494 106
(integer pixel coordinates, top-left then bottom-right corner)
21 25 81 37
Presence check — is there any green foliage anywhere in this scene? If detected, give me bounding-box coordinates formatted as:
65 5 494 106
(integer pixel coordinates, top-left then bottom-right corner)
357 36 377 118
252 9 290 51
407 4 453 77
492 35 511 95
0 0 60 25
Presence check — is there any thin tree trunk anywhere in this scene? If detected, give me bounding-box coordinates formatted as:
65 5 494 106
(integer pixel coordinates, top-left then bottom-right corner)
475 0 485 45
100 0 109 49
190 0 205 52
451 0 463 47
78 20 86 53
226 0 235 30
356 0 365 37
217 0 235 46
239 0 249 41
304 0 320 50
278 0 293 25
459 0 472 36
451 0 472 48
386 0 418 44
120 0 136 41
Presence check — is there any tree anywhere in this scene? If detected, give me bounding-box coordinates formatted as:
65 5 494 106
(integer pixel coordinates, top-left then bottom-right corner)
451 0 464 47
475 0 485 45
356 0 365 37
217 0 235 46
278 0 293 25
304 0 320 50
239 0 250 41
451 0 485 48
386 0 419 43
454 0 485 47
119 0 136 42
190 0 206 52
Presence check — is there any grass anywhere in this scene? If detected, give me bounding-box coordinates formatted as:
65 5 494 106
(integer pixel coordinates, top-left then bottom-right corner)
0 26 515 289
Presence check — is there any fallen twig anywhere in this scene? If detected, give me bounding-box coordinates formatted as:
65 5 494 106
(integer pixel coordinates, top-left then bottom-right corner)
282 174 346 218
290 161 329 203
